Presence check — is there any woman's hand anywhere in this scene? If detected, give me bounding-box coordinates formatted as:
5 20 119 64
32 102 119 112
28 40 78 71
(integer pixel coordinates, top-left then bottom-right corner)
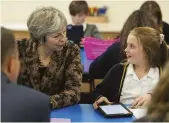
93 96 113 109
132 93 152 108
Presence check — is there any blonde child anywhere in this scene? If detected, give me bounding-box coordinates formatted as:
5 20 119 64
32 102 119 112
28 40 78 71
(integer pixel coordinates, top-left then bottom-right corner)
92 27 168 109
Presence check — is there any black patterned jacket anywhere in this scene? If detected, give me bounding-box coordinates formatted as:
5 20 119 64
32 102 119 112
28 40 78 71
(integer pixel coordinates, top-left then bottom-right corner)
17 39 82 109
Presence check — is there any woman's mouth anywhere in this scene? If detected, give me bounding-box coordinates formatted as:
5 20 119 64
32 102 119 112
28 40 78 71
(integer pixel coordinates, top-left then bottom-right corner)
127 55 132 59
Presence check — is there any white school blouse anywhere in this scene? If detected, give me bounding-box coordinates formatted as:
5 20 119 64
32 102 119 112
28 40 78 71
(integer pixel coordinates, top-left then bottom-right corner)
120 64 159 104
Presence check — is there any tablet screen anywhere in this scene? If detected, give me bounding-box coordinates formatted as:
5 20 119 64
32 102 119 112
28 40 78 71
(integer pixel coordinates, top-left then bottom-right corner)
99 104 129 115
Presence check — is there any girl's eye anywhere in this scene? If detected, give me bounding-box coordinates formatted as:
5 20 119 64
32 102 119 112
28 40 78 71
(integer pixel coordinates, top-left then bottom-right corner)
130 45 135 48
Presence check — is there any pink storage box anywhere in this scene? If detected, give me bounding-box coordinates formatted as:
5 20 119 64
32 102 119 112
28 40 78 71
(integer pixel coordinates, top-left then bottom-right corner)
82 37 119 59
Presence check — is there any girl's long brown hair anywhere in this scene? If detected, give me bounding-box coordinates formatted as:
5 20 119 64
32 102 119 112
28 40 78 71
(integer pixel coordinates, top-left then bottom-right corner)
146 61 169 121
119 10 160 60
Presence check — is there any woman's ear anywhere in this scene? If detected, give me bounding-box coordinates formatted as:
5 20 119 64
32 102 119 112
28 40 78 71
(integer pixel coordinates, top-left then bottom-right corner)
7 55 20 82
40 35 47 44
7 56 13 74
43 35 47 43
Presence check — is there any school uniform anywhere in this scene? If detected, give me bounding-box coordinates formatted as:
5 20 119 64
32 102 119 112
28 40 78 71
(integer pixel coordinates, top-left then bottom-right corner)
84 23 103 39
91 63 162 104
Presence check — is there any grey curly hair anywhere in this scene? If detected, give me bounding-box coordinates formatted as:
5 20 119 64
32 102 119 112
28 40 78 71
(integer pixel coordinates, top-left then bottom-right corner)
27 6 67 42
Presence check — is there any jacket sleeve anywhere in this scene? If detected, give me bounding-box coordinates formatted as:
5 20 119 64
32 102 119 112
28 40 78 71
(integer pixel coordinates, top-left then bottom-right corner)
50 45 82 109
91 25 103 39
38 95 50 122
89 41 121 78
91 64 123 102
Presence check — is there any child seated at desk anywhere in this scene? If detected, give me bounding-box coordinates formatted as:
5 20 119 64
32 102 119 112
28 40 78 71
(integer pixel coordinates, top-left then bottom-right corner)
89 10 161 79
92 27 168 109
68 0 103 45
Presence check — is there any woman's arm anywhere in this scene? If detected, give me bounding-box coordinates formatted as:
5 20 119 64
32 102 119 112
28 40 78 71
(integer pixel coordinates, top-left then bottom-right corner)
50 45 82 109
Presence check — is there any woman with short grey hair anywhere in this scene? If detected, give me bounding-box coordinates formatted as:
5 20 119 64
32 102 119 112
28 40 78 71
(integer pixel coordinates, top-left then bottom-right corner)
17 6 82 109
27 7 67 43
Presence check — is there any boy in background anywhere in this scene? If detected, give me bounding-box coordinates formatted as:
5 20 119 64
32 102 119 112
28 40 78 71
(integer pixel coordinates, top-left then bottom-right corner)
68 0 103 40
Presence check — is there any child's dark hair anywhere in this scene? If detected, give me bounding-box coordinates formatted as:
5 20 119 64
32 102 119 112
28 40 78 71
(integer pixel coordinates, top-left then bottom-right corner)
120 10 160 60
146 61 169 121
69 1 89 16
140 1 163 32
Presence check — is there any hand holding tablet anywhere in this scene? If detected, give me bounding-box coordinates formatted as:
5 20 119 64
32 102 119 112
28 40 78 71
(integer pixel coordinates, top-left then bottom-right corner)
93 97 132 117
93 96 113 109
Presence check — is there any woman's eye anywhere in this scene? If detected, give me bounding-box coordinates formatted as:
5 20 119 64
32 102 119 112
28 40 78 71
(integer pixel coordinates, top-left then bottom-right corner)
54 35 59 38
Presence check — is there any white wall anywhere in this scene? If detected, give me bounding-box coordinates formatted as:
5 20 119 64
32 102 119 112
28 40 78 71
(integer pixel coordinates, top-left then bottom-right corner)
1 0 169 31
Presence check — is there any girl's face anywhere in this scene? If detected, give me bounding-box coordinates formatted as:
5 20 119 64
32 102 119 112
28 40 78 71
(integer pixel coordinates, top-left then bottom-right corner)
45 27 67 51
125 34 147 66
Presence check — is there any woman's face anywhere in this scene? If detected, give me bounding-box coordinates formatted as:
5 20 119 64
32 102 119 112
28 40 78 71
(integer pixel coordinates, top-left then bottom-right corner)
45 28 67 51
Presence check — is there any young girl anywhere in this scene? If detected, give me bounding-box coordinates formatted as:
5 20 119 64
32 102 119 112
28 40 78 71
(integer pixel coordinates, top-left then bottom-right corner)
92 27 168 109
89 10 159 79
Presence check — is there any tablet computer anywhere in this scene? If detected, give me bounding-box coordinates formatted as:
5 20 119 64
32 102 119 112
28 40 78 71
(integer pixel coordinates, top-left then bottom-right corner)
66 25 84 45
98 103 133 118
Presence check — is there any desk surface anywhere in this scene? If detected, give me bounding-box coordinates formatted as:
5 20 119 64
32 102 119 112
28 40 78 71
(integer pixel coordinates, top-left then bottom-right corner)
50 104 135 122
80 48 93 73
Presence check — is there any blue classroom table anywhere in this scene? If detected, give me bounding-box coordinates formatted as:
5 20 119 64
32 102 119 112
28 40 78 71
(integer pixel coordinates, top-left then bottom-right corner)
50 104 135 122
80 48 93 74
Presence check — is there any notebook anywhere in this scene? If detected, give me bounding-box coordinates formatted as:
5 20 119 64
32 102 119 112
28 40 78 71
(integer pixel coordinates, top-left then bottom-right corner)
128 106 147 119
